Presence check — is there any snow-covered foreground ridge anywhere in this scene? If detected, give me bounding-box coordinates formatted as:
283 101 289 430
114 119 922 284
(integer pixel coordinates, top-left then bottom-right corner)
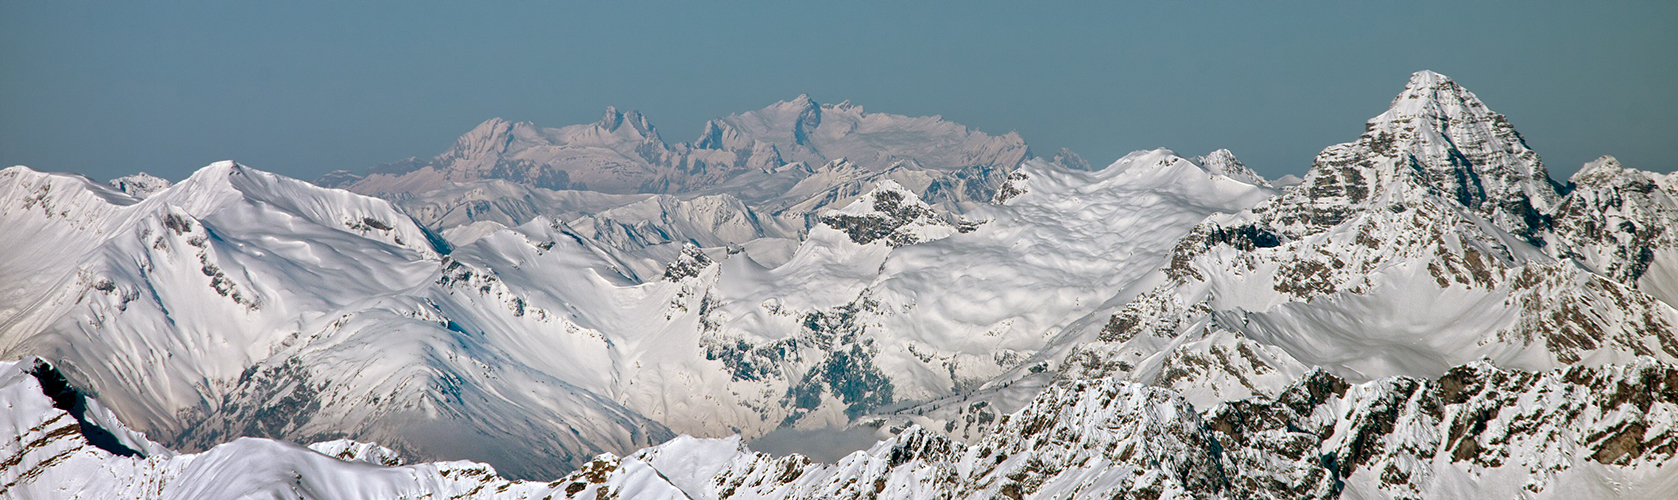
5 356 1677 499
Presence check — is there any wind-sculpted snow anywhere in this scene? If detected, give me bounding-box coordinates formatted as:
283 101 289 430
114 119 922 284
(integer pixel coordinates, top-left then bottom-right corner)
1 143 1276 480
10 356 1674 499
394 178 656 233
684 151 1275 433
0 162 671 479
394 179 797 279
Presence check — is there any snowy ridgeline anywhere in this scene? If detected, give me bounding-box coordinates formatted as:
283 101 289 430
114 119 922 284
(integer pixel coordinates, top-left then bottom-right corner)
0 144 1280 481
2 70 1678 498
5 356 1677 499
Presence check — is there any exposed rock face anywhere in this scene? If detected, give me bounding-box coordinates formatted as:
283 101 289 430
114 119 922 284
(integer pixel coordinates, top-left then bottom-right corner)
1277 70 1560 239
818 180 968 247
544 361 1678 500
1206 360 1678 500
107 172 172 199
1051 71 1678 408
663 244 715 281
1191 149 1270 187
1548 155 1678 306
7 354 1677 499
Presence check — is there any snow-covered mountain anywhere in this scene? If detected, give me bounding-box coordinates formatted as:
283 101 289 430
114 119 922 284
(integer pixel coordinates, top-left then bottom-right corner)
324 97 1032 211
3 70 1677 498
7 355 1675 499
323 97 1057 283
1034 70 1678 404
1548 155 1678 306
858 70 1678 449
0 162 671 479
0 147 1270 480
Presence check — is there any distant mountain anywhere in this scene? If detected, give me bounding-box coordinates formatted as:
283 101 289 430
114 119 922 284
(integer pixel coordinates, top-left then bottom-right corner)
321 97 1032 206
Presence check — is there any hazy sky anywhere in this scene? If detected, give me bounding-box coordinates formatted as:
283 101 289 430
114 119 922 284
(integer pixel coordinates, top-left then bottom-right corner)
3 1 1674 183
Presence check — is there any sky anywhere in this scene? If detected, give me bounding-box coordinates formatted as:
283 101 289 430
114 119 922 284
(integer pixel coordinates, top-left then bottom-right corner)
2 1 1674 183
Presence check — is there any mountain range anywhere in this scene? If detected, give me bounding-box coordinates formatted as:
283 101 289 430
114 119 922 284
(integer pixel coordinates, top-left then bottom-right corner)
1 71 1675 499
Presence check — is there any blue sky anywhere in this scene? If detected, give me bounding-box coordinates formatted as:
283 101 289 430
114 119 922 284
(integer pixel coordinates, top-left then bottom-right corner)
2 1 1673 182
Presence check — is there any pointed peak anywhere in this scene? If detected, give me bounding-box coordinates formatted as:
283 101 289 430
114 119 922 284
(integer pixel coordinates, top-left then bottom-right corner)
1576 155 1624 176
821 179 963 247
1379 70 1492 123
458 118 518 143
828 179 924 217
1190 149 1269 186
1569 155 1652 187
868 178 914 195
473 117 515 132
661 242 715 281
1282 70 1559 235
816 157 863 172
791 98 822 146
204 160 242 174
1200 148 1240 164
1051 148 1090 171
1405 70 1453 90
177 161 255 187
599 106 623 129
1392 71 1469 109
598 106 656 135
694 119 743 150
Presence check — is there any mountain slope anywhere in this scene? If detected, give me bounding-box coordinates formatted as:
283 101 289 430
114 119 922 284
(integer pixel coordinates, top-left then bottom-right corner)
1041 71 1678 412
1548 155 1678 306
0 162 672 479
9 356 1675 499
870 71 1678 441
1 146 1275 479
